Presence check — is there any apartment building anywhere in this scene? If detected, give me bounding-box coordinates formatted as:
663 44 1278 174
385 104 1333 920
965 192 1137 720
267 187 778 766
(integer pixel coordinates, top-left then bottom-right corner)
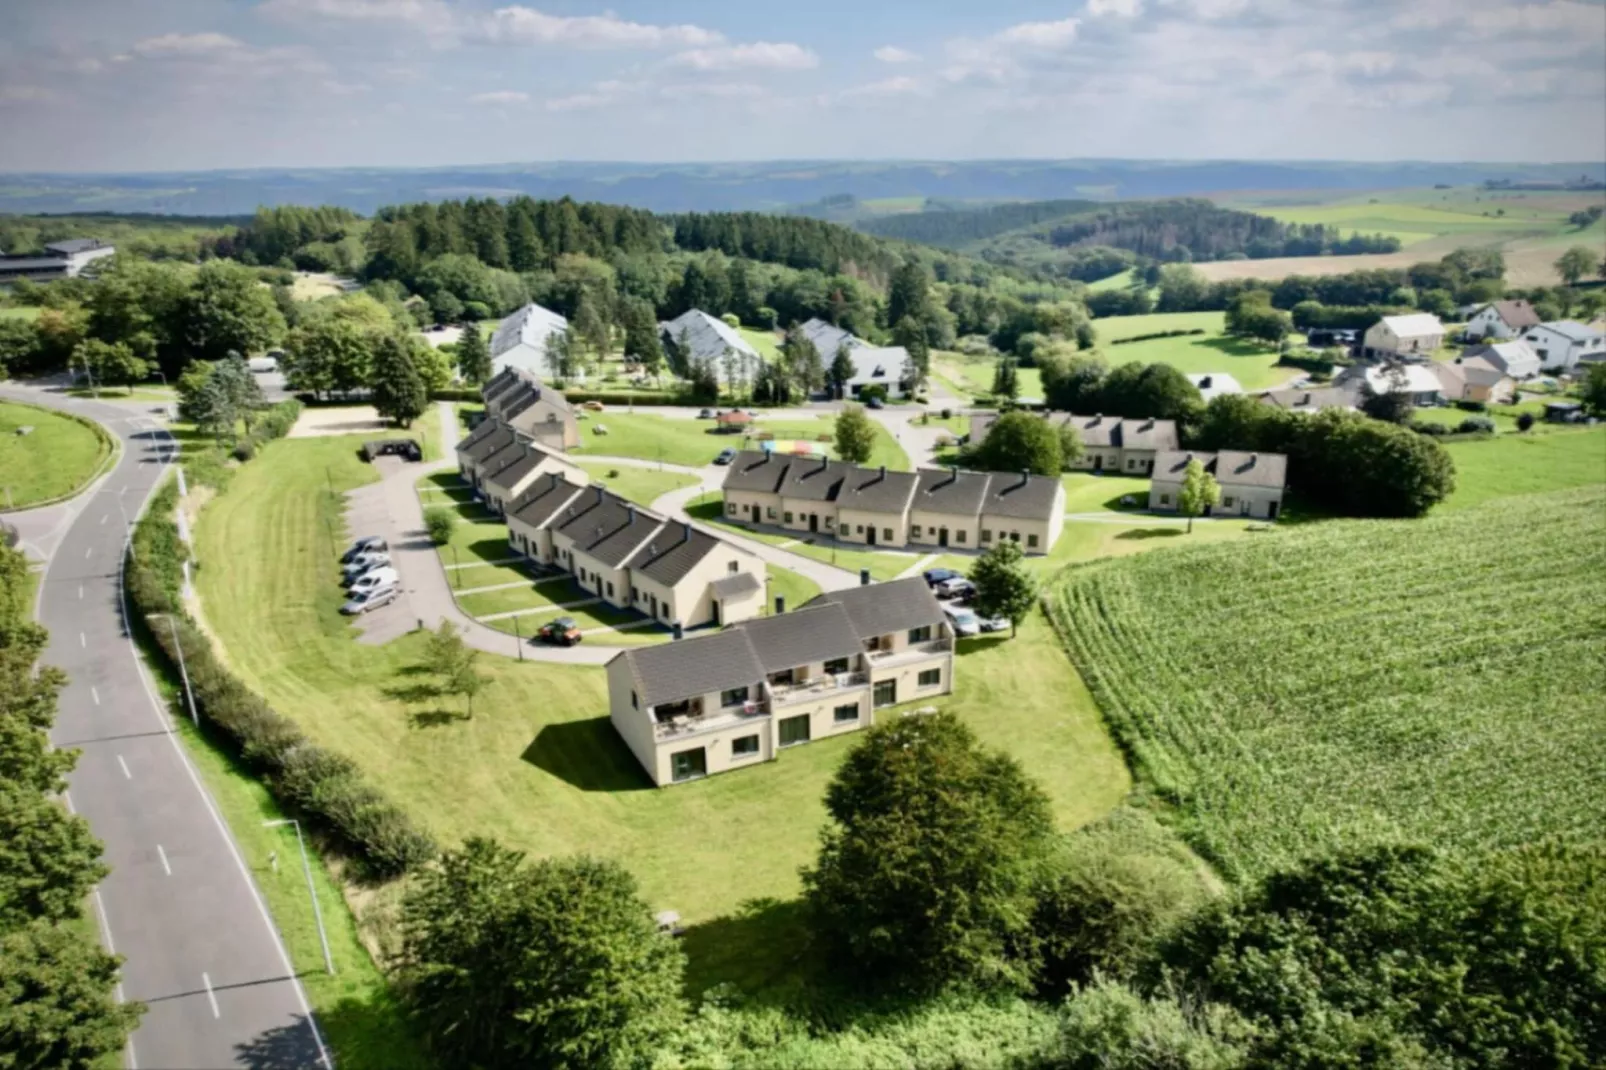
968 412 1180 475
607 576 955 785
481 366 580 451
720 451 1066 554
1148 450 1288 520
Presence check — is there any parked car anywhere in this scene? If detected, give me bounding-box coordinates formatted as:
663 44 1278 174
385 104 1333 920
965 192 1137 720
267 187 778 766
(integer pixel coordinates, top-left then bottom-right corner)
866 396 885 410
536 616 583 646
582 400 606 412
973 610 1010 633
340 582 397 615
933 577 976 601
341 536 386 564
342 553 391 583
713 448 736 465
922 567 962 589
941 603 981 637
697 408 715 419
348 567 399 596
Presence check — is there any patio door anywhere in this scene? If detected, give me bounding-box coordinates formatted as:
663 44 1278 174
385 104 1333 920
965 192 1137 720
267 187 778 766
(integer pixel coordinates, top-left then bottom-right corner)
873 679 897 708
938 528 949 547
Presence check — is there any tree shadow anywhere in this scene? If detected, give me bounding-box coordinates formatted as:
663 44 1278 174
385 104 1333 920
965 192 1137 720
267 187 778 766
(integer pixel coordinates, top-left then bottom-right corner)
383 680 443 704
681 896 817 1007
1188 335 1280 359
1114 527 1185 541
1100 491 1147 511
236 993 433 1070
521 718 653 792
408 708 462 728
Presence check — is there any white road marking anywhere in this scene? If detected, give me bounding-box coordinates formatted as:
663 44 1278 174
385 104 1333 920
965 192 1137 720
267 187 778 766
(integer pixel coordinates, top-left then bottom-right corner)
156 844 172 876
85 546 93 559
91 686 101 705
101 513 109 525
80 631 86 648
201 972 220 1018
78 584 84 600
117 755 132 779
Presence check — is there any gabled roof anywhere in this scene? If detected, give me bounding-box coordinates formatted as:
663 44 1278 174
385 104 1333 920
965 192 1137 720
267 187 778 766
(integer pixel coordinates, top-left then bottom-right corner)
1377 313 1444 339
1152 449 1287 490
776 456 853 503
1059 413 1120 449
1477 299 1540 329
836 466 919 514
1529 320 1605 344
555 488 665 568
508 473 589 529
477 438 529 482
913 468 993 516
721 450 791 494
611 629 766 709
1256 384 1360 411
1353 364 1444 396
482 368 528 409
732 603 862 674
482 443 558 496
800 317 859 359
1115 417 1179 453
455 414 505 454
45 238 109 255
710 571 762 600
804 576 947 639
659 309 760 365
627 524 726 588
459 423 518 463
846 345 909 386
491 303 568 359
981 470 1063 520
1459 341 1536 378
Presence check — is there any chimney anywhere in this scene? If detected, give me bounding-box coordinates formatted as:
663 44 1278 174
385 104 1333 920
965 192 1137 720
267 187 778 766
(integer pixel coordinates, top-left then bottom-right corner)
816 455 829 475
593 485 605 504
859 568 871 586
672 622 683 641
1017 467 1030 488
626 504 636 523
682 521 692 542
1249 452 1258 465
774 595 786 615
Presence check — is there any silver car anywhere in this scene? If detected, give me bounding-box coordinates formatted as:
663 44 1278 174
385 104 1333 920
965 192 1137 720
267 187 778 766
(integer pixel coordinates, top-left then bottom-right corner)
342 553 391 584
341 582 397 615
941 603 981 637
348 567 399 596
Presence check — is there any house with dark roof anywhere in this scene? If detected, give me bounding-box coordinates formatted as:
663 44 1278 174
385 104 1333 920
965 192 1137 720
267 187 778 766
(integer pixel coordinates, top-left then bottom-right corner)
1256 383 1362 413
968 412 1180 475
1466 299 1541 342
607 576 954 785
482 366 579 450
0 237 115 282
719 450 1066 554
478 439 588 515
1149 450 1288 520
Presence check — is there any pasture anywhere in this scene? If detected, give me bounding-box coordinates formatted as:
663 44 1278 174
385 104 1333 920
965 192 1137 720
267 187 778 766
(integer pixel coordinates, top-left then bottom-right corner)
1096 311 1291 390
1047 485 1606 882
1442 426 1606 511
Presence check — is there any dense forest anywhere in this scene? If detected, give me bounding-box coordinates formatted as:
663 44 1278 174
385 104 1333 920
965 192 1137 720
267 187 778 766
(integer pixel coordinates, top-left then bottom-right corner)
858 199 1104 248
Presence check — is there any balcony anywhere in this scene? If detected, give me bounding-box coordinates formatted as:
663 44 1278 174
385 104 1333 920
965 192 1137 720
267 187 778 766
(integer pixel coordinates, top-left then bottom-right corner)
765 671 869 707
651 699 766 741
867 637 954 668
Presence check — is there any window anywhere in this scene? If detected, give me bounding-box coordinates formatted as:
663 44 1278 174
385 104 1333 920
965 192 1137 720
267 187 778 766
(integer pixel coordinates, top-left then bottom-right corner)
767 507 777 519
825 517 835 529
1027 534 1039 549
778 715 811 747
873 679 898 708
911 525 922 538
731 734 760 758
784 512 793 523
727 561 740 574
670 748 707 783
918 668 942 688
726 502 737 515
769 668 795 686
721 685 750 708
1223 496 1236 508
824 656 851 675
981 529 992 542
956 531 966 544
908 625 932 643
606 581 614 598
833 703 860 724
630 690 638 709
883 528 894 541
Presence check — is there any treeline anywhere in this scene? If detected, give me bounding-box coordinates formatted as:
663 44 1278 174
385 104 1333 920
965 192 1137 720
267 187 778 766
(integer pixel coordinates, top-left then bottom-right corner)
671 211 893 275
0 543 143 1064
0 212 237 262
857 199 1103 249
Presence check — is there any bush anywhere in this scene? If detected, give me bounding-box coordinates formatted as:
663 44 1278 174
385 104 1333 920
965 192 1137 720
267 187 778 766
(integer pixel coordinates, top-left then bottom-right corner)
720 312 741 329
231 439 257 462
1454 399 1487 413
1456 416 1496 434
183 448 234 492
424 506 456 545
859 383 889 403
1409 420 1447 436
1516 412 1536 432
1108 328 1206 346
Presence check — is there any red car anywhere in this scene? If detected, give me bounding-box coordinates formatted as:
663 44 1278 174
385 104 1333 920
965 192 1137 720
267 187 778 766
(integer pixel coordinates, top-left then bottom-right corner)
536 617 582 646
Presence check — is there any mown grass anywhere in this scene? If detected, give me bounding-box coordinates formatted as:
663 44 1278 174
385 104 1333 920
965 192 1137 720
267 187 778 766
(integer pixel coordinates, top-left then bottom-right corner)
1442 426 1606 511
0 400 115 508
572 460 700 507
1094 311 1289 390
571 411 912 472
1047 485 1606 883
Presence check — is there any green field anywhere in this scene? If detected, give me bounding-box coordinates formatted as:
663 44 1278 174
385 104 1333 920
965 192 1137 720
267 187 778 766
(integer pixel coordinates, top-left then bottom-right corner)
0 305 41 321
1047 486 1606 883
1256 201 1535 246
193 433 1132 946
572 411 911 471
1086 269 1139 292
737 327 782 361
0 400 115 508
1095 311 1290 390
572 460 700 508
1443 427 1606 511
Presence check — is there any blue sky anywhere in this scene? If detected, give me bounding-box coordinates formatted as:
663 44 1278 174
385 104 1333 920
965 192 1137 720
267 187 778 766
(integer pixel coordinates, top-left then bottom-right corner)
1 0 1603 172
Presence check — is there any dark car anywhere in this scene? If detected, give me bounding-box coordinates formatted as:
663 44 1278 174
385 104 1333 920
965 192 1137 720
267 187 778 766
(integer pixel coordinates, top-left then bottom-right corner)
536 616 583 646
340 536 386 564
713 448 736 465
922 567 962 589
866 396 885 410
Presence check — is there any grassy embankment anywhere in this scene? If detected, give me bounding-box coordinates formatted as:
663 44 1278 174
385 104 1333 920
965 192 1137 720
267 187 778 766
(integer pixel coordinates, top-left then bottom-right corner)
0 400 117 508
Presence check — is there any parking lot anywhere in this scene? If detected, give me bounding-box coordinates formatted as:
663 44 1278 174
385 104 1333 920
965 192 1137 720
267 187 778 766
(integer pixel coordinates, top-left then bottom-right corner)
341 458 426 644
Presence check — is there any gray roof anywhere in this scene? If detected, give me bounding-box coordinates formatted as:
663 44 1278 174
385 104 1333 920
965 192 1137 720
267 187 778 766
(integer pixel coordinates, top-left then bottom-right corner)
914 467 993 515
477 438 529 481
1116 417 1179 452
556 488 665 568
659 309 761 367
776 456 853 503
981 470 1063 520
1478 300 1540 329
626 524 723 588
44 238 107 255
482 443 556 496
836 466 919 514
455 415 503 454
0 257 70 271
509 474 589 528
846 345 909 388
482 368 527 409
1256 385 1360 411
613 629 766 709
1152 450 1287 489
1531 320 1604 344
804 576 947 639
721 450 791 493
491 303 568 360
460 423 517 463
799 317 858 358
731 603 862 674
1052 413 1176 452
710 571 762 600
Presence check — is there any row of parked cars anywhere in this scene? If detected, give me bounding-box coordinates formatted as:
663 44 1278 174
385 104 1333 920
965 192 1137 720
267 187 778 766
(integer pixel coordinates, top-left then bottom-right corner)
339 536 398 615
921 567 1007 636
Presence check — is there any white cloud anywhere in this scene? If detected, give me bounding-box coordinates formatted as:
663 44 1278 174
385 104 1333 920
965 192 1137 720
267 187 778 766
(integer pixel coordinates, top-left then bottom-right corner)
667 42 819 71
1087 0 1143 16
995 17 1081 47
257 0 455 32
131 33 244 56
842 76 921 97
943 16 1081 82
482 7 723 49
873 45 918 63
469 89 528 104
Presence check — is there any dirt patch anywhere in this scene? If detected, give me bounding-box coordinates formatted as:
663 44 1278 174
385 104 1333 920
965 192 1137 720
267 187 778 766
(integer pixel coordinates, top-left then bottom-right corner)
1190 230 1579 287
290 272 352 301
288 406 389 439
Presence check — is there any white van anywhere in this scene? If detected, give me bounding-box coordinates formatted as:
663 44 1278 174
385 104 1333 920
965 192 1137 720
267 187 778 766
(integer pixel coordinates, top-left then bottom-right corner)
348 567 398 596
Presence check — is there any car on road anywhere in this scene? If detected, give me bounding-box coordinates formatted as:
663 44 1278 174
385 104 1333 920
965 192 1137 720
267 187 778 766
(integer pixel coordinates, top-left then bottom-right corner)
933 576 976 602
866 396 885 410
536 617 583 646
713 448 736 465
341 582 398 615
922 567 963 589
341 536 386 563
342 553 391 583
941 603 981 637
697 408 715 419
582 400 606 412
348 567 399 597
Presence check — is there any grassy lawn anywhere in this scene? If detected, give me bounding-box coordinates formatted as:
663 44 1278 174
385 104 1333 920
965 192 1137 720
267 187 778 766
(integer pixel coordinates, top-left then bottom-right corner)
947 358 1046 401
1408 400 1553 435
1095 311 1289 390
573 460 700 508
571 411 912 472
0 400 115 508
1087 269 1138 292
738 327 782 361
1441 427 1606 511
763 565 821 613
0 305 40 321
1061 472 1152 513
192 433 1131 962
754 413 911 471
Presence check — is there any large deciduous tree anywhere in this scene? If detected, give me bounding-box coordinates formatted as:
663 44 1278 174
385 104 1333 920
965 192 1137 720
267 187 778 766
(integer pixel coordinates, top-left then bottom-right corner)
969 539 1037 638
370 334 428 427
399 838 684 1069
0 920 145 1070
72 338 148 395
833 404 877 464
1555 245 1598 286
803 711 1055 994
971 411 1064 477
182 260 286 363
1176 456 1221 533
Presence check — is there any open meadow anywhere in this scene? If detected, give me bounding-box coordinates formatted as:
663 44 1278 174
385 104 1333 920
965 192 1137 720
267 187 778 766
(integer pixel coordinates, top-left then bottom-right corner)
570 410 910 470
1046 485 1606 883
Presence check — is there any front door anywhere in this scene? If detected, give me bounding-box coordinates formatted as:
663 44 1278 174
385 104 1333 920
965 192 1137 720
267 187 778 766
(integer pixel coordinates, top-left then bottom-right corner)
938 528 949 547
1267 501 1280 520
750 503 760 521
711 601 721 626
809 514 818 533
1093 455 1103 472
867 526 877 546
873 679 897 708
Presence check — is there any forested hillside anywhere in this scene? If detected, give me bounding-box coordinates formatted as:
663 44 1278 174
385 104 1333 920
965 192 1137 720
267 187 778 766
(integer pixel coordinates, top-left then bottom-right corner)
858 199 1103 248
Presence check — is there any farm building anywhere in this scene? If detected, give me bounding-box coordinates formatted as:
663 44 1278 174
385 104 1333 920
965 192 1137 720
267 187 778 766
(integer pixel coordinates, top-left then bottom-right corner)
489 303 571 377
1362 313 1444 361
1149 450 1288 520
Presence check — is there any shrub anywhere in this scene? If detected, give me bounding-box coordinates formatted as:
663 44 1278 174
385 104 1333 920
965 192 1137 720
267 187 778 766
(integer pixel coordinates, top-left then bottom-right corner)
1454 399 1487 413
231 438 257 462
859 383 889 404
424 506 456 545
1410 420 1448 436
941 408 953 420
1516 412 1536 432
1456 416 1496 434
720 312 741 329
1109 328 1206 346
183 448 233 492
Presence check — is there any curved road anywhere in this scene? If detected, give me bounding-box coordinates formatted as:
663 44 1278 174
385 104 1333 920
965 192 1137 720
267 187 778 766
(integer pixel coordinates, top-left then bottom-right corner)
3 386 327 1070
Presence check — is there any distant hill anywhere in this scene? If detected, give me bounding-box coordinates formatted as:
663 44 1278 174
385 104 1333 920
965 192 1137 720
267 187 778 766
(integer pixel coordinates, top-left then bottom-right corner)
1 159 1602 216
857 199 1102 248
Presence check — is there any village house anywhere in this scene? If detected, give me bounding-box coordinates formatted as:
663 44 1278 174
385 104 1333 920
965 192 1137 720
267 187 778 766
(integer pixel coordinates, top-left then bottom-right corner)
1361 313 1444 361
1465 300 1541 342
607 576 954 785
1336 362 1446 407
1460 339 1541 381
489 302 570 377
1431 356 1516 404
720 451 1066 554
1256 383 1362 413
798 318 910 399
477 438 589 516
481 366 580 450
659 309 763 379
1521 321 1606 372
967 412 1180 476
1149 450 1289 520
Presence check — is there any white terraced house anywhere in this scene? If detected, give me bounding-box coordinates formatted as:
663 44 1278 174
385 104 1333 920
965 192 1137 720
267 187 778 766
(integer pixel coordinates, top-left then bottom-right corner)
607 576 955 785
968 411 1181 476
1149 449 1289 520
721 451 1066 554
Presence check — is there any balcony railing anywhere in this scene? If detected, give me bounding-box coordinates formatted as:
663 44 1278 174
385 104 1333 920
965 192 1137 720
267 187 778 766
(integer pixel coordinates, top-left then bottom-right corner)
867 637 954 666
652 701 765 740
766 671 869 707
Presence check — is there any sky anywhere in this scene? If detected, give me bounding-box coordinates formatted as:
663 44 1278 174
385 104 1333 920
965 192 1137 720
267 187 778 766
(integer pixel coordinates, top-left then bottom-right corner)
1 0 1603 172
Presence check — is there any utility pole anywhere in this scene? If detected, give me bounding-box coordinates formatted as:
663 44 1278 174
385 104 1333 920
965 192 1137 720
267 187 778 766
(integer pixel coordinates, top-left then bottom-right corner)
512 614 523 661
168 616 199 728
263 819 334 975
450 545 461 588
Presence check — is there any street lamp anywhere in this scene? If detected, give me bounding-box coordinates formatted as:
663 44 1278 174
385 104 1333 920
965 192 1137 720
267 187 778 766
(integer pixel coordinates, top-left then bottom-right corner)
262 819 335 975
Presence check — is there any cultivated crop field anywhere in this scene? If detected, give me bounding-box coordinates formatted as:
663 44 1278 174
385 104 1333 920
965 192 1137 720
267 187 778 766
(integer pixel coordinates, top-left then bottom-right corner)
1047 486 1606 882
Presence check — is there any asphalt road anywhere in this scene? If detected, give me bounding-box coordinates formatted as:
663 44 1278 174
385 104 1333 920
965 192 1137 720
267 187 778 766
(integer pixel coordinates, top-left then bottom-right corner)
7 387 329 1070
